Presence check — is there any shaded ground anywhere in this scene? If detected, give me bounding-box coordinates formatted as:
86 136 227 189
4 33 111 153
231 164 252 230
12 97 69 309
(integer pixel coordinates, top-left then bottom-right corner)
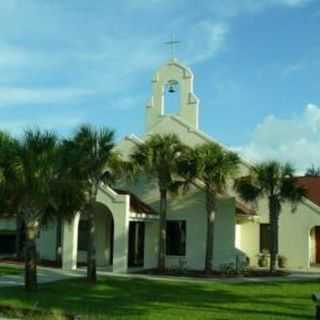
0 265 21 277
0 276 319 320
0 264 82 288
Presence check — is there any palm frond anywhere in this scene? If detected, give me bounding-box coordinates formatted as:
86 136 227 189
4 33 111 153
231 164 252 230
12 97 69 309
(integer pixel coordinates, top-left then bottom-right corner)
234 175 262 202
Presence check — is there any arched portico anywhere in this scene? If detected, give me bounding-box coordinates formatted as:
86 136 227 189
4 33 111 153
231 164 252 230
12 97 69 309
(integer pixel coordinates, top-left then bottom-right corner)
76 204 114 269
62 185 130 273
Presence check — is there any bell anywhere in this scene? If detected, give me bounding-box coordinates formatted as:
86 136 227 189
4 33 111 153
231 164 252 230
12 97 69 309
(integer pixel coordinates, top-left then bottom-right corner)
168 85 176 93
167 80 178 93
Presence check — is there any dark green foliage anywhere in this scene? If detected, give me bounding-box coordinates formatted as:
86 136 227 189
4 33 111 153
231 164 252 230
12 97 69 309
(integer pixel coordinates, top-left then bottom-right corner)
130 134 191 271
64 124 118 283
305 165 320 176
185 142 240 272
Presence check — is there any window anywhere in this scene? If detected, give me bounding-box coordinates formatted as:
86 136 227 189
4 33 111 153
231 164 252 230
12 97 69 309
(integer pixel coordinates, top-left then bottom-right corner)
260 224 270 253
166 221 186 256
78 220 89 251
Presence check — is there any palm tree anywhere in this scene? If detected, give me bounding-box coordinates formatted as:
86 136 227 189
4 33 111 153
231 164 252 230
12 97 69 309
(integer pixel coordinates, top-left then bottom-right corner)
0 132 23 256
0 130 57 290
305 165 320 177
0 129 82 290
130 134 190 272
188 142 240 273
234 161 305 272
66 125 117 283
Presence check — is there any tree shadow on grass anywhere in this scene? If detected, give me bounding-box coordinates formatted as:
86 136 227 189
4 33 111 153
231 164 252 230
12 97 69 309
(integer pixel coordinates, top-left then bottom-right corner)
0 277 316 319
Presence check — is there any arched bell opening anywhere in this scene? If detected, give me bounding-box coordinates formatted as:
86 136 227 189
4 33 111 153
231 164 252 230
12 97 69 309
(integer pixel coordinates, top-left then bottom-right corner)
163 79 181 114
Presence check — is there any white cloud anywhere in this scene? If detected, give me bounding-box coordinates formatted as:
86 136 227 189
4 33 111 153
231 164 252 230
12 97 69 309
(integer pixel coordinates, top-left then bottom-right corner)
0 87 95 106
109 95 145 111
235 104 320 172
205 0 313 17
0 116 83 136
282 63 305 77
0 0 314 114
184 22 229 64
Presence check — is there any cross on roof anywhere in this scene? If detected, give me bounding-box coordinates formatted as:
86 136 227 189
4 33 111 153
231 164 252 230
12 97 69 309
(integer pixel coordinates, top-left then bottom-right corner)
165 34 180 59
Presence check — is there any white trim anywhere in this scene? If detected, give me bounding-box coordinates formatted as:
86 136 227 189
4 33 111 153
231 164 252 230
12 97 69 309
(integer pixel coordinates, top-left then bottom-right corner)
124 134 143 145
129 212 159 221
98 185 128 204
301 198 320 214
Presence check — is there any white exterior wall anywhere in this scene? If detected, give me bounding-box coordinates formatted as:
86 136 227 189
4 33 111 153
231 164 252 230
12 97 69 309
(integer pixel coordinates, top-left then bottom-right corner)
236 196 320 270
213 198 237 269
38 222 57 261
237 221 259 267
278 200 320 270
144 221 159 269
95 211 108 267
0 218 16 231
165 190 207 270
116 111 241 271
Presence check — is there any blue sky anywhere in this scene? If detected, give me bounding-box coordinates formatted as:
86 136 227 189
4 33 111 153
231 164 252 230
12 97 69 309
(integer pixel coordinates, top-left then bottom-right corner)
1 0 320 171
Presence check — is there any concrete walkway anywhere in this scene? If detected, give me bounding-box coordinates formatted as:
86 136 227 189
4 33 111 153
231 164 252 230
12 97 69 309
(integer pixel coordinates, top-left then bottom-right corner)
0 264 83 287
1 263 320 287
94 269 320 284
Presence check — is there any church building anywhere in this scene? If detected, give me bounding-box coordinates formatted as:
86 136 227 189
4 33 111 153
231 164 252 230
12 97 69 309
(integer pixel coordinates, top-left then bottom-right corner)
1 58 320 273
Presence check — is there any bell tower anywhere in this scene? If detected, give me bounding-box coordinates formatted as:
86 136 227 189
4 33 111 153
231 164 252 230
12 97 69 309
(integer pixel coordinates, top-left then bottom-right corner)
145 58 200 132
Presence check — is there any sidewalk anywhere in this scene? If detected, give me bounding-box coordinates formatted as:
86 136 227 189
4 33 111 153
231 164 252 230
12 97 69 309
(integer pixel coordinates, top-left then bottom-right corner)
1 263 320 287
0 264 83 287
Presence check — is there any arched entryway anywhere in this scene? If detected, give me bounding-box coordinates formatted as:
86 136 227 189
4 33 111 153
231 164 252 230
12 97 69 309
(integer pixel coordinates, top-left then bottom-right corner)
76 202 115 269
310 226 320 265
62 185 130 273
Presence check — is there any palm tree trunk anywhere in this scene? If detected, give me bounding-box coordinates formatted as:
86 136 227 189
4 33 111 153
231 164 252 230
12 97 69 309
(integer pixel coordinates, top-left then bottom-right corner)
87 209 97 283
158 189 167 272
24 222 38 291
55 215 62 267
15 215 23 259
269 196 280 273
205 188 215 273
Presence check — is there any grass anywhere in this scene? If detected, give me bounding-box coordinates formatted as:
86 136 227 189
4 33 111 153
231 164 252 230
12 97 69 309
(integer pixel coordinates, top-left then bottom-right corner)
0 264 22 277
0 276 319 320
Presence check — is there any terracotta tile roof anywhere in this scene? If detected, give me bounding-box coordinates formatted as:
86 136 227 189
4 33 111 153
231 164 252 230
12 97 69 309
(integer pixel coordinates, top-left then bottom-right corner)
235 200 256 216
113 189 158 215
295 176 320 207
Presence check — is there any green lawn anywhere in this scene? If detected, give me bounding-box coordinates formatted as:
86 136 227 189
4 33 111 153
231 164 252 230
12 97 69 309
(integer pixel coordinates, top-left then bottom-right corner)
0 276 319 319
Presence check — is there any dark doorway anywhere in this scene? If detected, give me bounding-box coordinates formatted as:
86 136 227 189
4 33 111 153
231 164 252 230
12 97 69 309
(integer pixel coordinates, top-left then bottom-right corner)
128 222 145 267
0 233 16 255
109 218 114 265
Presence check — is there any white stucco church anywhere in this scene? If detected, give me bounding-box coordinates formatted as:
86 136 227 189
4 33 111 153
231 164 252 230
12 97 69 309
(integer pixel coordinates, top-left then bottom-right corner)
1 58 320 272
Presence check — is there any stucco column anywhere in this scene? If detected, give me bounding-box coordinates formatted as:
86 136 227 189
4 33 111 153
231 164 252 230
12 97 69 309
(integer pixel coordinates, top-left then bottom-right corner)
144 221 159 269
62 212 80 270
112 200 130 273
95 212 108 267
96 186 130 273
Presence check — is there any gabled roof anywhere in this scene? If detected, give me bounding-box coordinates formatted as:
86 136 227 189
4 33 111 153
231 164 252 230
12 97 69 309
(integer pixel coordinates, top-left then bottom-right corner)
295 176 320 207
113 188 158 216
145 114 254 169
